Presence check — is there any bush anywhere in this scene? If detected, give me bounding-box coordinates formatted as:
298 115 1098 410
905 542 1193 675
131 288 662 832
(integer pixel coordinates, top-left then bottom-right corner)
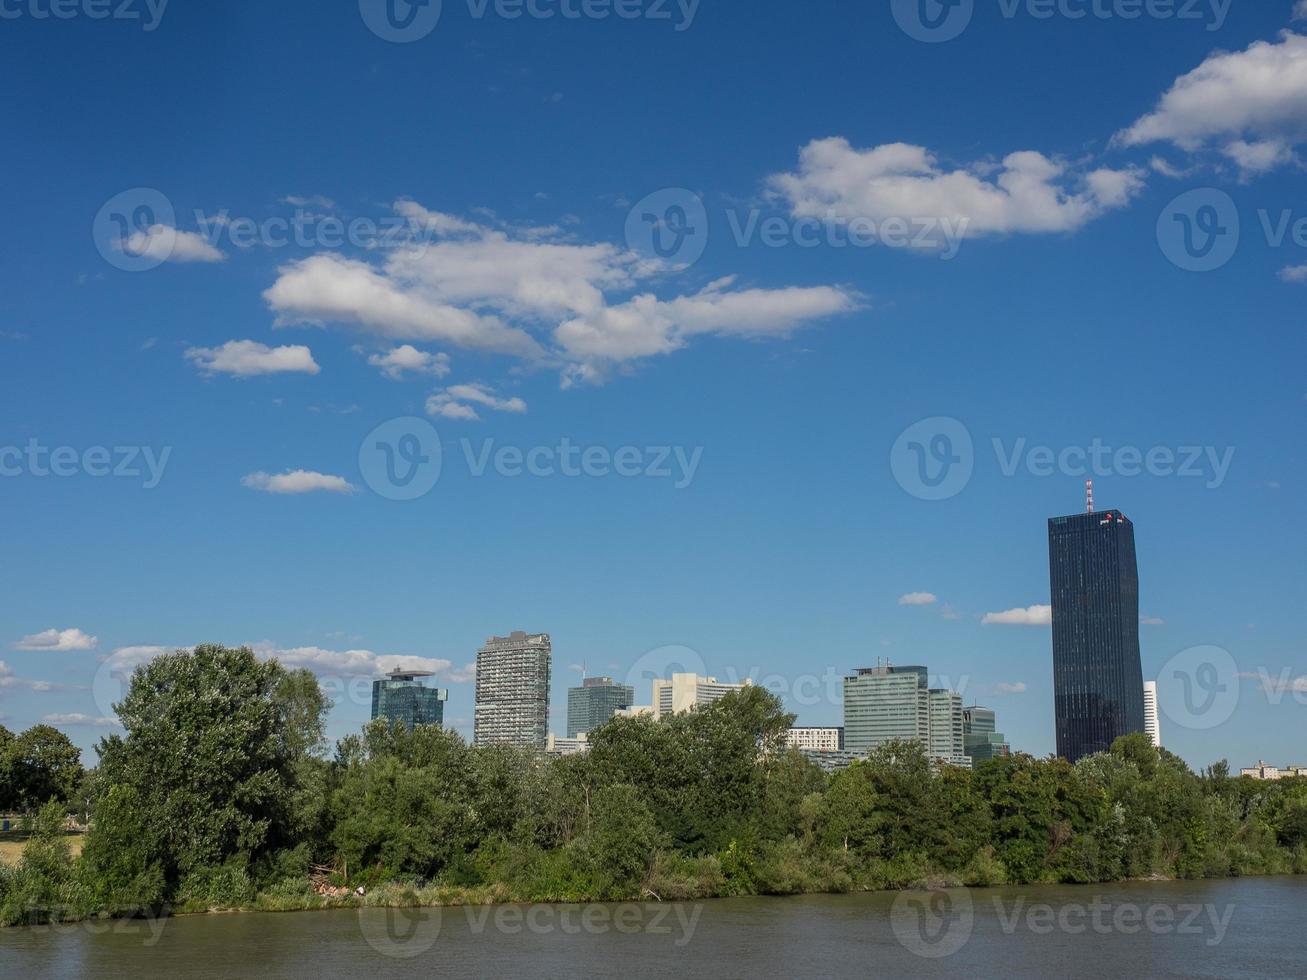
177 861 256 912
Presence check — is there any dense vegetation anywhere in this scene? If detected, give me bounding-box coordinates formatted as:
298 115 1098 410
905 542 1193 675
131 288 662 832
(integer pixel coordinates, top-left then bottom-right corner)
2 644 1305 926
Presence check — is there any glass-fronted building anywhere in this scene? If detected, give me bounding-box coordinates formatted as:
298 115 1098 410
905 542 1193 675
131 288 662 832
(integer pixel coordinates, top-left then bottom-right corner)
566 676 634 737
963 706 1011 763
1048 508 1147 762
843 665 929 754
371 670 448 729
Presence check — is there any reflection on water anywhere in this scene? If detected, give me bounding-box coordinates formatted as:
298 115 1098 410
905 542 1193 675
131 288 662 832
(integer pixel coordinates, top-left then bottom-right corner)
1 877 1303 979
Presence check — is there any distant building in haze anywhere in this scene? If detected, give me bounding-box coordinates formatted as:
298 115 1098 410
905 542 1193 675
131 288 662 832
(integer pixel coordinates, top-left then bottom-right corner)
370 669 448 729
652 673 751 720
962 706 1011 763
842 664 969 767
787 726 844 752
566 676 634 737
1048 485 1147 762
474 631 551 750
1143 681 1162 748
1240 761 1307 780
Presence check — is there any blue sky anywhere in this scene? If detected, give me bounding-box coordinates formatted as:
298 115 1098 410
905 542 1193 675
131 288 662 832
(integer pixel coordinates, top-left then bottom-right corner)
1 0 1304 770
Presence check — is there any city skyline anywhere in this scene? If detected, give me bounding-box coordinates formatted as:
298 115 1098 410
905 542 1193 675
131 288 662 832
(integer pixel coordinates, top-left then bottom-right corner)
3 4 1305 775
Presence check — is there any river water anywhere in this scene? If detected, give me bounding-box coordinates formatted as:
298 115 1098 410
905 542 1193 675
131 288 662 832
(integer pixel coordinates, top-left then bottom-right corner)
1 877 1302 978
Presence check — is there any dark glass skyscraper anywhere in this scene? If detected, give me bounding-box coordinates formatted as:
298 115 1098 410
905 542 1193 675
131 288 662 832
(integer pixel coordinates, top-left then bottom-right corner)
371 669 448 729
1048 507 1146 762
566 676 634 738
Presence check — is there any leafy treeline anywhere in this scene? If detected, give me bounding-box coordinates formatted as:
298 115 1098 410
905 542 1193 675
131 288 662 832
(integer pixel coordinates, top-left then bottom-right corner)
2 644 1305 925
0 724 83 814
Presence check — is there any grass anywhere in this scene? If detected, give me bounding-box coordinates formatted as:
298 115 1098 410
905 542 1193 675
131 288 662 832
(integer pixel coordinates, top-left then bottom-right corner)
0 831 84 866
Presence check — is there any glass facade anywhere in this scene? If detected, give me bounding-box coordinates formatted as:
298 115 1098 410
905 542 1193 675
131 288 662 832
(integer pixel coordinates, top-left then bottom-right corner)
566 677 634 737
842 666 929 754
370 671 448 729
963 706 1011 763
474 631 552 750
1048 509 1147 762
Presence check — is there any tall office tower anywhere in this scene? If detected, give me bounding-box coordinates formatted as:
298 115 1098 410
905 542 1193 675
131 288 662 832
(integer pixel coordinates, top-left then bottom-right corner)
842 665 929 754
843 664 970 765
962 706 1011 763
651 673 751 720
927 688 965 762
566 676 634 738
1048 483 1147 762
371 669 449 729
1143 681 1162 748
474 631 551 750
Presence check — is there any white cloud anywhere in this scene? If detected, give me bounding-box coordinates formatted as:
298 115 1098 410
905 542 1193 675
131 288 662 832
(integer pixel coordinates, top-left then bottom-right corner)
186 340 320 377
282 194 336 209
0 660 55 691
42 713 121 728
995 681 1028 694
251 642 476 685
264 202 857 384
426 382 527 421
1140 615 1166 626
1240 670 1307 694
13 628 98 651
367 345 451 380
241 470 356 495
104 646 175 674
898 592 938 606
1116 31 1307 175
120 224 225 263
1279 263 1307 283
768 138 1143 240
982 605 1053 626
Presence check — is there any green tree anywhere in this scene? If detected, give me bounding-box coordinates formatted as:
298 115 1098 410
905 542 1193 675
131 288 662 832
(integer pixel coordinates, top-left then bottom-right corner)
11 725 83 810
95 644 329 890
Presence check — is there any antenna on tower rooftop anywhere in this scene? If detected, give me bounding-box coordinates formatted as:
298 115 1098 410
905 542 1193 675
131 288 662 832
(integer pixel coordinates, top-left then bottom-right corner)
1086 480 1094 514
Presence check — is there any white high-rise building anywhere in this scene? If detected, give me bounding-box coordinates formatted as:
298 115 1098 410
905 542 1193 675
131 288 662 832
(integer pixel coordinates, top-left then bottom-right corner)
1143 681 1161 748
651 673 751 720
787 727 844 752
474 631 551 750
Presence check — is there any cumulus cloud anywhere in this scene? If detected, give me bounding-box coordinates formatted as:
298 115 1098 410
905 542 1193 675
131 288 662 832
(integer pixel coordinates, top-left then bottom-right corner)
42 713 121 728
241 470 356 494
1279 263 1307 283
1140 616 1166 626
185 339 320 377
264 202 857 384
13 628 98 651
367 345 451 380
768 138 1144 241
250 642 476 685
898 592 938 606
982 605 1053 626
995 681 1028 694
426 383 527 421
120 224 225 263
1116 31 1307 175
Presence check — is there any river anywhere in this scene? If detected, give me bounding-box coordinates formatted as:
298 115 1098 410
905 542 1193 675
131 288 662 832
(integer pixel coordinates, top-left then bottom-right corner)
1 877 1302 978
